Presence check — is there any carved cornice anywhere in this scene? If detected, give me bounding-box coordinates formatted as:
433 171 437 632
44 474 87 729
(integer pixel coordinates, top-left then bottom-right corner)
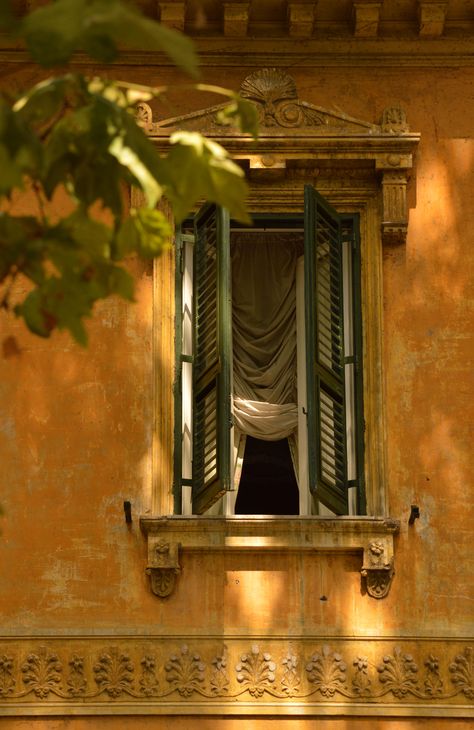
0 637 472 716
140 516 400 599
1 37 474 67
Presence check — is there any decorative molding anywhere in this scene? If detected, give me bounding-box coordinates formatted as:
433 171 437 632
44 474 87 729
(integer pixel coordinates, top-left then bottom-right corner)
3 35 474 68
146 70 418 249
0 637 472 715
418 1 448 38
158 1 186 31
352 1 383 38
223 2 249 37
287 2 317 38
141 516 400 599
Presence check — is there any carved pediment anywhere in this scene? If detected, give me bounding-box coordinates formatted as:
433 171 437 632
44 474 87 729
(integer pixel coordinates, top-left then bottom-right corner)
140 68 419 246
142 68 384 137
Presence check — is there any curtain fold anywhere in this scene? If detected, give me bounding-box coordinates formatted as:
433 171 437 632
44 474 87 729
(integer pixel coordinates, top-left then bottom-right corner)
231 234 300 441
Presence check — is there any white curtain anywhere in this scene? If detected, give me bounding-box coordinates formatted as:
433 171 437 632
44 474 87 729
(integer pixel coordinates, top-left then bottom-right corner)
231 233 300 441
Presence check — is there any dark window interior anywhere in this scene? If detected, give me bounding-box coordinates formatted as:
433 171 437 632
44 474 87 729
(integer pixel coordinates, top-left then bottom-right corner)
234 436 299 515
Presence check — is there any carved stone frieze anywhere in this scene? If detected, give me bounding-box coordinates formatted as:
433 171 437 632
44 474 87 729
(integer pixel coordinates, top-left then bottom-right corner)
0 638 472 715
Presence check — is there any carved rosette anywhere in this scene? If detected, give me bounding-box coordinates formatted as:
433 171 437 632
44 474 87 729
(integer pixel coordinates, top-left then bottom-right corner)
146 539 181 598
361 538 395 598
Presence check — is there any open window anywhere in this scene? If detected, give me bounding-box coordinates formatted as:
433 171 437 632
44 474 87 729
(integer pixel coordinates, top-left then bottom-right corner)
174 185 364 516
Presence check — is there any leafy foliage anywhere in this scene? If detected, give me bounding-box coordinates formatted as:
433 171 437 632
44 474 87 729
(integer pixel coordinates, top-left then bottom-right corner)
0 0 258 344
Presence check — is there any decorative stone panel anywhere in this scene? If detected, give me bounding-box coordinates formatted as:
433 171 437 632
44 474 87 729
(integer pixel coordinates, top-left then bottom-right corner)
0 637 472 716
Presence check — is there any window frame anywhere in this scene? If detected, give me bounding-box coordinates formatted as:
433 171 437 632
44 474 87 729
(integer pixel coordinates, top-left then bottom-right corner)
174 191 366 517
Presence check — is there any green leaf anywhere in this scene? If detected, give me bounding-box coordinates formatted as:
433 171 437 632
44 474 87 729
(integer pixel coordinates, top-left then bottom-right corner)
0 0 19 31
21 0 90 66
13 75 80 126
216 96 259 139
103 5 198 77
20 0 198 76
162 132 250 223
106 265 135 301
57 210 112 258
15 289 55 338
108 133 162 208
0 101 42 194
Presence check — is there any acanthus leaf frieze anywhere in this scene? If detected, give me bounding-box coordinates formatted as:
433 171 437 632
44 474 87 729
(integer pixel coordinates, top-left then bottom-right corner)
0 638 472 714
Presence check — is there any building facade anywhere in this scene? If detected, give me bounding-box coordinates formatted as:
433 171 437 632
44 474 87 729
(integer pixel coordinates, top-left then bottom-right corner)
0 1 473 728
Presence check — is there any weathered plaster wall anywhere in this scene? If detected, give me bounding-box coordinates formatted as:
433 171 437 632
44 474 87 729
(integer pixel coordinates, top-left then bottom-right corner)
0 61 473 725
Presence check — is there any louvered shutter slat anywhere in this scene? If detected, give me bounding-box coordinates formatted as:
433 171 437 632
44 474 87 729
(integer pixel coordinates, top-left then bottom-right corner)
304 185 349 515
192 204 232 514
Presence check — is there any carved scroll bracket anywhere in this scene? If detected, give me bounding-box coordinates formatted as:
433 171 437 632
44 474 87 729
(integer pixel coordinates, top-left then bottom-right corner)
361 536 395 599
146 538 181 598
375 120 413 246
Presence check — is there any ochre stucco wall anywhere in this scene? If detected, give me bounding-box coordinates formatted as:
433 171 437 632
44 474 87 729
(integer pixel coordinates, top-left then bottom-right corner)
0 60 473 726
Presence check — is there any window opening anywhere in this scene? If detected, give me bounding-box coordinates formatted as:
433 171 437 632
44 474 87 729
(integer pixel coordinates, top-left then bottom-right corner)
175 188 364 517
234 436 299 515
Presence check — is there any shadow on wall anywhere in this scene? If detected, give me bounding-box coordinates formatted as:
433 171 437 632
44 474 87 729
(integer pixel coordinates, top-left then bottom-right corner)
0 185 157 629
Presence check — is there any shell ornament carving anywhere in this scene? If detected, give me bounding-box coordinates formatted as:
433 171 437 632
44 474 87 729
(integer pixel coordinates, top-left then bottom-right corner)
240 69 306 128
240 69 297 105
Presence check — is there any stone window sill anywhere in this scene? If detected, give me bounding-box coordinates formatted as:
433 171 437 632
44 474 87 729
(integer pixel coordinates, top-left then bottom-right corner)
140 515 400 599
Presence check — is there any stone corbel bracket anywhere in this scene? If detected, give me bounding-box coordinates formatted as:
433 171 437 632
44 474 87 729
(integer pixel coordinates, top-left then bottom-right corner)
145 538 181 598
141 516 400 599
377 106 413 245
361 536 395 598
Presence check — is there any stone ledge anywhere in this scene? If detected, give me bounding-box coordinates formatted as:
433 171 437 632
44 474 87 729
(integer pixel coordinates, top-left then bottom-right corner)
140 516 400 599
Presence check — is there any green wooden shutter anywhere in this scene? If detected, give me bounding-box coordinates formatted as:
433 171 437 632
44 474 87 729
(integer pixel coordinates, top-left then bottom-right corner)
192 203 232 514
304 185 348 514
341 213 366 515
